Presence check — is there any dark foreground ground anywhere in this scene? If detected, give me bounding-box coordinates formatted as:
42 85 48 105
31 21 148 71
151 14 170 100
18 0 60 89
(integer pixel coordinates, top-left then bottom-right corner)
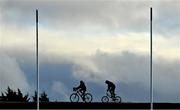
0 102 180 109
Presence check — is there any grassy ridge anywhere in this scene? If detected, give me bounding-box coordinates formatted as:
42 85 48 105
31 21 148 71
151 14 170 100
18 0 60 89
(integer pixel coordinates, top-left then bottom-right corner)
0 102 180 109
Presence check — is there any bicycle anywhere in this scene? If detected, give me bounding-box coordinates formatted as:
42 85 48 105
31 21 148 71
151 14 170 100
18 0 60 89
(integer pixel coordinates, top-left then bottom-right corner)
70 88 93 102
101 91 121 103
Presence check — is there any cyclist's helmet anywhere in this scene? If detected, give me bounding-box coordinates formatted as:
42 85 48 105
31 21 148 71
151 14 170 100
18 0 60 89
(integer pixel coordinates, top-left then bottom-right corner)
80 80 83 84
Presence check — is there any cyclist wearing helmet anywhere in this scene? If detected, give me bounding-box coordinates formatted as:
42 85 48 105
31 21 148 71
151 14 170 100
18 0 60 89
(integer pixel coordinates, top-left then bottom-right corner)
74 80 86 101
105 80 116 98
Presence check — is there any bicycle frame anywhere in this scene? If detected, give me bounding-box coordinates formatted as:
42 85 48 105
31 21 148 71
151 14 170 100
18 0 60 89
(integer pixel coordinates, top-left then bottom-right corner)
106 92 116 100
74 90 84 100
101 91 121 103
106 91 114 97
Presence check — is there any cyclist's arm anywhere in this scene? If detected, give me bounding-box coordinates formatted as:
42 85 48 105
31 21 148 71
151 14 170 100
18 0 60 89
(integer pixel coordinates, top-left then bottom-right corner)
76 85 81 90
107 86 110 92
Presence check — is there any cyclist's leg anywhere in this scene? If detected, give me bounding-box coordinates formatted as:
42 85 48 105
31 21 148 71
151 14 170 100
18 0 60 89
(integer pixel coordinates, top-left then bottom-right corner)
79 88 83 95
78 88 85 101
109 88 113 98
111 87 115 98
82 90 85 101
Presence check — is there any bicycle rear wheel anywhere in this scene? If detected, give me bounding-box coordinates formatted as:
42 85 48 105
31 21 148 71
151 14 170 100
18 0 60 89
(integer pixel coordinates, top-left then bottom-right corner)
84 93 93 103
101 96 109 103
70 93 79 102
114 96 121 103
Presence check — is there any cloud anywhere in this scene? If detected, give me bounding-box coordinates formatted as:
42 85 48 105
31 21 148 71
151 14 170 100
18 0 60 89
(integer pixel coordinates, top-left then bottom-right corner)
72 51 149 85
1 40 179 102
71 50 180 101
1 0 179 60
1 0 180 38
0 0 180 102
51 81 70 101
37 50 180 102
153 1 180 37
0 1 156 32
154 58 180 94
0 52 31 93
1 26 179 60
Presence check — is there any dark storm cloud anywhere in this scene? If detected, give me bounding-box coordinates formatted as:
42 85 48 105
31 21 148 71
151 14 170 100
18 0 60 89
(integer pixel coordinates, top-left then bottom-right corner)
1 0 180 37
1 0 150 34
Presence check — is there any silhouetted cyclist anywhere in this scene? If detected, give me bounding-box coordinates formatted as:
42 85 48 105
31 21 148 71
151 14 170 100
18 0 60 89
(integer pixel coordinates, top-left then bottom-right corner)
74 80 86 101
105 80 116 99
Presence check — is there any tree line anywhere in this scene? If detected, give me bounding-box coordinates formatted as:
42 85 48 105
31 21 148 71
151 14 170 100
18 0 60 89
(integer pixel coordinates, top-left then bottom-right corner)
0 87 49 102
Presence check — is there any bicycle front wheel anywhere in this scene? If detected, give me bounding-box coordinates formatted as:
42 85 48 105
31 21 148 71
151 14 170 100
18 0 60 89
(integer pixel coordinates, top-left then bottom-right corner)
70 93 79 102
115 96 121 103
101 96 109 103
84 93 93 103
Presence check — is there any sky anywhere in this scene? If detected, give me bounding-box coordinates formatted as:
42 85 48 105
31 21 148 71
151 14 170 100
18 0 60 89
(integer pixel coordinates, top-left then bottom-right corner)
0 0 180 102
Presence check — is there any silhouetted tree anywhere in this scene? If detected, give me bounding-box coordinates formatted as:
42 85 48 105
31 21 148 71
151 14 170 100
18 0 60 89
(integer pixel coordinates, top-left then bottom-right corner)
0 92 7 101
0 86 30 102
39 91 49 102
32 91 37 102
32 91 49 102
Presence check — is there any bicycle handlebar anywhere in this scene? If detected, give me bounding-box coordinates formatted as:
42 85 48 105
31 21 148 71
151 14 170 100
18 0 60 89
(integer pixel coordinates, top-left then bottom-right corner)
73 88 76 91
73 88 81 93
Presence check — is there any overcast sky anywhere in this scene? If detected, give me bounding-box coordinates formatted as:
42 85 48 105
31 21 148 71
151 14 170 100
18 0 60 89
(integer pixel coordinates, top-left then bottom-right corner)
0 0 180 102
